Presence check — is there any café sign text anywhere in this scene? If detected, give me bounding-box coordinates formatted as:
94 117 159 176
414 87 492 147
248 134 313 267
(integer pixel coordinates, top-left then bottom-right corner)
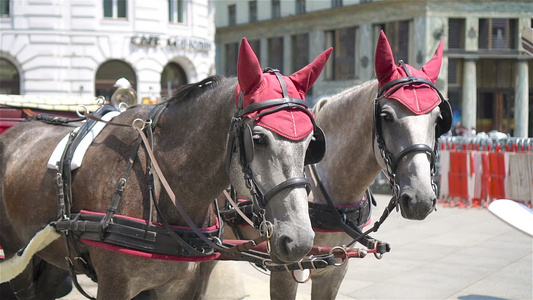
130 35 212 52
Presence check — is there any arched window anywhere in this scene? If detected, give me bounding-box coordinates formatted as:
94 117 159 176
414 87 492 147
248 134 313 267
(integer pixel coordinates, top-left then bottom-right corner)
0 58 20 95
95 60 136 102
161 62 187 98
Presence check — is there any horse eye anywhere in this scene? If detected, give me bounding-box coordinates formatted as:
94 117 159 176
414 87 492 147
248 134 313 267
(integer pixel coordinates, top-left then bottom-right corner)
253 134 267 145
380 112 393 122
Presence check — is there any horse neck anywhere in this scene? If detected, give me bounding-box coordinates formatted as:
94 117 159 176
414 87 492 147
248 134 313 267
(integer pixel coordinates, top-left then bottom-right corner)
151 78 237 225
313 80 382 205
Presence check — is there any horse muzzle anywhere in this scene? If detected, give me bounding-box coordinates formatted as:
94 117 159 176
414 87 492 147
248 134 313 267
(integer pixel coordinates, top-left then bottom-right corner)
264 188 315 264
268 224 315 264
399 189 436 220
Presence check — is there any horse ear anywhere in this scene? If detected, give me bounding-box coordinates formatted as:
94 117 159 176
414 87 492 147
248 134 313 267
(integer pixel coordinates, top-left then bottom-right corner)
375 30 397 85
237 37 263 94
289 48 333 93
421 41 444 83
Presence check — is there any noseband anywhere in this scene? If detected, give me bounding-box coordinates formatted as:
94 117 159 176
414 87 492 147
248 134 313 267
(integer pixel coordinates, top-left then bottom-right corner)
374 61 451 204
227 69 322 215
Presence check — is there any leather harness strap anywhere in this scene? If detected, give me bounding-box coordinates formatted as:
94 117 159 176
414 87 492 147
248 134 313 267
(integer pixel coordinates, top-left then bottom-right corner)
46 101 342 285
308 164 390 255
133 124 268 255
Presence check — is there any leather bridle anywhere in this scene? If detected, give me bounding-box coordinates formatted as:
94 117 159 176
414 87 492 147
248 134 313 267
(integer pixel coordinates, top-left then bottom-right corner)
227 68 323 221
373 60 451 207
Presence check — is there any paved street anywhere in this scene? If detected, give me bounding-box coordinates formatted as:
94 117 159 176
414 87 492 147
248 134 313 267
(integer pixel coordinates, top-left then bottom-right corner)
62 193 532 299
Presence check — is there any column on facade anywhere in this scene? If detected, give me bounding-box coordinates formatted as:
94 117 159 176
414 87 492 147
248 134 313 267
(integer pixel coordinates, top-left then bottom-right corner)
283 35 292 75
358 24 373 81
462 59 477 130
216 43 225 76
259 38 268 67
308 30 325 89
514 59 529 137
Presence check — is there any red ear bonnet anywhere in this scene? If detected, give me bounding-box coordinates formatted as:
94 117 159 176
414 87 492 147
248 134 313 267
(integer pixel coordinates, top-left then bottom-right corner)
375 30 444 114
235 37 332 140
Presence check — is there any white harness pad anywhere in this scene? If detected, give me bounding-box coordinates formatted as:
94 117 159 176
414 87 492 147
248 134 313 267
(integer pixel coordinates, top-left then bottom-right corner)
47 111 121 170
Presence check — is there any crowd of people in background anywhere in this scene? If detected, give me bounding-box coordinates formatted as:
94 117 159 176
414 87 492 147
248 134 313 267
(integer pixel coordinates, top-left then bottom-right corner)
450 121 511 139
451 121 476 137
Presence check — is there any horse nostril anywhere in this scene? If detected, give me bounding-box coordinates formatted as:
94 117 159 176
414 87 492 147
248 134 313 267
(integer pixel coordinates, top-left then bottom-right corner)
277 234 312 263
400 192 413 210
399 192 436 220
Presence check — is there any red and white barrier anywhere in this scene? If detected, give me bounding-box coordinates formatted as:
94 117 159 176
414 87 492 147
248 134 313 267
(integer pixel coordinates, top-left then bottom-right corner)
438 137 533 208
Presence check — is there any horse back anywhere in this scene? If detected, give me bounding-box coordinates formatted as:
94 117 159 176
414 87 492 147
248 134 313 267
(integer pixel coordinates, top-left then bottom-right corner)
0 121 76 254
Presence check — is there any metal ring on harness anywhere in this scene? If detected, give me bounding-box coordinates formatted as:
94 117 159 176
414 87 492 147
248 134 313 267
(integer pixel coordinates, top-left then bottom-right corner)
132 118 149 130
373 241 384 260
259 220 274 254
211 236 223 246
291 268 312 283
76 105 89 118
118 102 129 112
329 246 348 266
95 96 106 107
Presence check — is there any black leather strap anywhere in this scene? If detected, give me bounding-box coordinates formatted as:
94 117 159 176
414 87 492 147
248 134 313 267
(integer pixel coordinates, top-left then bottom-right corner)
308 196 371 230
56 212 220 256
263 177 311 205
274 71 289 98
309 164 390 254
241 98 308 116
390 144 435 172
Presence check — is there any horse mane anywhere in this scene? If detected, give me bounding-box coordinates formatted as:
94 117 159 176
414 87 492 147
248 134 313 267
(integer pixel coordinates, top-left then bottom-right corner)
332 79 378 103
315 79 378 114
164 75 225 104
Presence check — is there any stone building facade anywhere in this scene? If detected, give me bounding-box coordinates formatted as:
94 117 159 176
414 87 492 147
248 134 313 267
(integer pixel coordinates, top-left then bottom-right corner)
0 0 215 103
214 0 532 137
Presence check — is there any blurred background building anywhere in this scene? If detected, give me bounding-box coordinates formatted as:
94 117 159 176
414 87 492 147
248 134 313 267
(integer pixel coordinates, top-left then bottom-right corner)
0 0 531 137
214 0 532 137
0 0 215 103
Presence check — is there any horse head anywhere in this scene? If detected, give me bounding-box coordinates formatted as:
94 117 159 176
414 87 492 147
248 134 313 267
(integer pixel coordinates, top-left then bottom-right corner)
374 30 452 220
228 38 331 263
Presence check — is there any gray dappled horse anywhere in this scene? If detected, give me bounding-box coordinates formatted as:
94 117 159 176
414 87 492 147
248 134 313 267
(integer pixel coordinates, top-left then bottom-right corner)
216 31 452 299
0 38 331 299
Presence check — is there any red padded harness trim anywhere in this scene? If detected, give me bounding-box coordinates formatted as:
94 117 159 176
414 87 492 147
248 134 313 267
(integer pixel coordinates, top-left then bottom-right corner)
79 210 221 262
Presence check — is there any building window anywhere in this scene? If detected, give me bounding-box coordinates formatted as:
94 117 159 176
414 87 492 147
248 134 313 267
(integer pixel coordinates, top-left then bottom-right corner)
476 59 517 134
103 0 127 19
325 27 356 80
0 0 9 17
168 0 184 23
225 42 239 76
296 0 306 15
249 1 257 23
95 60 136 101
375 20 409 63
447 58 463 86
479 18 518 50
228 4 236 26
292 34 309 73
272 0 280 19
161 62 187 99
448 18 465 49
332 0 343 8
0 59 20 95
268 37 284 71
